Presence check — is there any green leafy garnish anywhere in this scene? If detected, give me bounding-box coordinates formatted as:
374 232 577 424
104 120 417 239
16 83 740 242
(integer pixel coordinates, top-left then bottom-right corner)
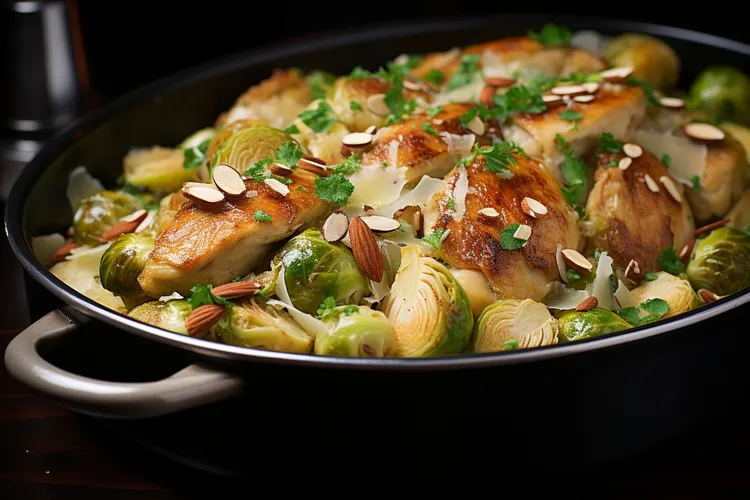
183 139 210 169
384 90 417 125
528 23 572 46
253 210 272 222
691 175 701 189
492 85 547 122
503 339 520 351
566 268 581 281
643 272 659 281
275 141 304 169
307 70 335 99
556 134 587 210
314 173 354 205
284 124 300 135
316 296 359 320
381 161 388 168
427 105 443 118
330 153 362 175
422 122 438 136
661 154 671 168
626 76 660 107
599 132 624 153
187 284 231 310
606 160 619 168
243 158 274 182
559 109 583 122
446 198 456 210
446 54 481 90
424 69 445 85
421 228 445 250
460 142 525 178
298 101 338 133
659 247 684 275
350 101 363 112
500 223 525 250
617 298 670 326
348 66 376 80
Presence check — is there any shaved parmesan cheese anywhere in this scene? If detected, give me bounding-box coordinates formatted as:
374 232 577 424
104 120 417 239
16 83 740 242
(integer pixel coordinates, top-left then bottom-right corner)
270 267 326 338
347 163 408 210
66 243 111 266
543 281 590 310
630 129 707 187
378 175 443 218
453 164 469 221
588 251 616 311
135 210 158 233
613 280 637 310
159 292 184 302
368 278 391 303
31 233 66 267
66 166 104 210
440 132 476 156
435 78 486 105
388 140 400 167
481 50 514 78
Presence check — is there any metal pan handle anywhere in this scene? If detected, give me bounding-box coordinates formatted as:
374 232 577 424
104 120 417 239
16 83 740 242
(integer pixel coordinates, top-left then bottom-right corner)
3 308 244 419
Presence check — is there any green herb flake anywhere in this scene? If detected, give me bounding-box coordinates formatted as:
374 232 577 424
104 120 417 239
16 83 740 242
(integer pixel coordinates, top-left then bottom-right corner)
284 124 300 135
350 101 363 112
421 228 445 250
381 161 388 168
661 154 671 168
316 296 338 320
461 141 525 178
491 85 547 122
626 76 660 107
659 247 684 275
556 133 587 208
606 160 618 168
298 101 338 133
187 284 231 310
307 70 335 100
566 268 581 281
331 154 362 175
446 198 456 210
275 141 304 169
243 158 274 183
342 305 360 316
691 175 701 189
427 105 444 118
500 223 525 250
527 23 572 46
459 107 479 126
422 122 439 136
503 339 520 351
183 139 210 169
643 272 659 281
424 69 445 86
559 109 583 122
348 66 376 80
446 54 481 90
599 132 624 153
253 210 272 222
314 173 354 205
617 298 670 326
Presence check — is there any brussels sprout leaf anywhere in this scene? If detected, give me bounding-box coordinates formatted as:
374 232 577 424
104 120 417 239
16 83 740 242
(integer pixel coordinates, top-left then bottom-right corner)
528 23 572 46
661 154 671 168
183 139 210 169
424 69 445 85
253 210 272 222
284 124 300 135
659 247 684 275
617 298 670 326
559 110 583 122
500 224 525 250
421 228 445 250
446 54 481 90
315 173 354 205
503 339 520 351
276 141 304 169
422 122 439 136
556 134 587 211
598 132 623 153
298 101 338 133
187 284 231 310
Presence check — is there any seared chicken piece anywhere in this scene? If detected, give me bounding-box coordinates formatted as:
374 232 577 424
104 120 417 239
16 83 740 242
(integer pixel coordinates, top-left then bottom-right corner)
138 171 331 297
214 69 312 130
502 83 646 180
361 102 489 186
423 153 581 301
583 150 695 273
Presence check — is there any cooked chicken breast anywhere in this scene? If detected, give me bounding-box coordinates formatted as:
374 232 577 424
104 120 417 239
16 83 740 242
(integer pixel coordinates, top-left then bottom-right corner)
214 69 312 130
422 152 581 301
584 150 695 274
138 171 331 297
501 83 646 180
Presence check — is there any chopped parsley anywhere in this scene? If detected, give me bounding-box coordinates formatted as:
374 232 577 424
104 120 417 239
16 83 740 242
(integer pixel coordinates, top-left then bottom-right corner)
659 247 684 275
427 105 443 118
424 69 445 85
643 272 660 281
314 173 354 205
661 154 671 168
528 23 572 46
446 198 456 210
599 132 624 153
187 284 231 310
503 339 520 351
316 296 360 320
242 141 304 182
307 70 335 99
492 85 547 122
460 141 525 178
617 298 670 326
556 134 587 212
183 139 210 169
421 228 445 250
606 160 619 168
348 66 376 80
284 124 300 135
500 223 525 250
626 76 660 107
446 54 481 90
349 101 363 112
566 268 581 282
330 153 362 175
384 89 417 125
298 101 338 133
422 122 439 136
243 158 274 182
253 210 272 222
381 161 388 168
691 175 701 189
559 109 583 122
275 141 304 168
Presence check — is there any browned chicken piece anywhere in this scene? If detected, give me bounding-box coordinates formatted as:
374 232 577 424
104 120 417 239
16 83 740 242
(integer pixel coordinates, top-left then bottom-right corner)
422 152 581 301
138 170 332 298
361 102 491 186
502 83 646 180
583 151 695 274
214 69 312 130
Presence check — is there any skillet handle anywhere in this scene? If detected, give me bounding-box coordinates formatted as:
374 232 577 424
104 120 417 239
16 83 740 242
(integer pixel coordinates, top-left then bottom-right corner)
3 308 245 419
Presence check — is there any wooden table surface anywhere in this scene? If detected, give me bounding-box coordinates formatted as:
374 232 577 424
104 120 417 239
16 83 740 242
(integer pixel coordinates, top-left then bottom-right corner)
2 203 750 495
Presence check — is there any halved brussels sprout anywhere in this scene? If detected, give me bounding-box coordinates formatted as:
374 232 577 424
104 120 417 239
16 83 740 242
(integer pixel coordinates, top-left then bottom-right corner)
210 126 293 174
216 298 312 353
727 190 750 232
272 229 369 315
687 66 750 125
99 233 155 308
72 190 143 245
629 271 701 319
381 246 473 357
557 307 631 343
602 33 680 90
472 299 558 353
206 119 268 163
314 307 394 357
128 299 192 335
329 76 390 132
123 147 196 193
687 227 750 296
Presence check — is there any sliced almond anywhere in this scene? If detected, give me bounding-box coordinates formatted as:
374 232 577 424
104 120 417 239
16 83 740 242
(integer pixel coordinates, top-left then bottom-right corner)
264 178 290 197
659 175 682 203
513 224 532 241
573 95 595 103
348 216 383 282
365 125 377 135
618 157 632 170
182 185 225 209
360 215 401 233
322 211 349 242
562 248 593 273
342 132 373 148
624 259 641 282
623 143 643 158
600 66 634 82
479 86 496 107
684 122 725 142
120 209 148 223
698 289 720 304
576 296 599 312
484 77 517 87
340 144 353 158
439 228 451 245
212 164 248 199
403 79 430 92
466 116 485 136
367 93 390 116
659 96 685 109
551 84 586 96
478 207 500 218
582 82 599 93
211 281 262 299
679 238 696 265
51 242 80 263
268 162 294 177
542 94 564 107
297 156 330 177
521 197 547 218
694 219 729 236
644 173 660 193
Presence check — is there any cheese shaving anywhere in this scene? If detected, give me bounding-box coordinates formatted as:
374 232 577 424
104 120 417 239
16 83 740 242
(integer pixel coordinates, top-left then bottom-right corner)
377 175 443 218
588 251 616 310
388 140 400 167
66 166 105 210
630 129 707 187
543 281 590 310
613 279 637 310
347 163 408 210
453 164 469 221
439 132 476 155
31 233 66 267
269 266 326 338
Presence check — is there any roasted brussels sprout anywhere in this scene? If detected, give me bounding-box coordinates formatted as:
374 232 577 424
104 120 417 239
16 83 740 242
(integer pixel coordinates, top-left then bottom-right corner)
687 66 750 125
686 227 750 296
472 299 558 352
629 271 701 319
123 147 196 193
72 190 142 245
602 33 680 90
99 233 155 308
381 246 473 357
216 299 312 353
128 299 192 335
329 76 391 132
557 307 631 342
272 229 369 315
206 119 268 163
210 126 293 174
727 190 750 232
314 306 395 357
